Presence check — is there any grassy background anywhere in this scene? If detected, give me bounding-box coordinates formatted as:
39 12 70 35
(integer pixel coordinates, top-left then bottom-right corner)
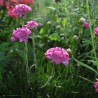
0 0 98 97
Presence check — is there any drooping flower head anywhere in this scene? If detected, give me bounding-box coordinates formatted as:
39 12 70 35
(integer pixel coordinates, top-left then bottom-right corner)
25 20 39 29
45 47 70 65
94 81 98 92
12 4 32 17
11 27 31 42
82 22 90 28
94 27 98 35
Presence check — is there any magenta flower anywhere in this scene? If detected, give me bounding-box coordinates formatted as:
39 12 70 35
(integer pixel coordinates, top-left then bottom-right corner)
82 22 90 28
26 20 39 29
11 27 31 42
13 4 32 17
45 47 70 65
94 27 98 35
94 81 98 92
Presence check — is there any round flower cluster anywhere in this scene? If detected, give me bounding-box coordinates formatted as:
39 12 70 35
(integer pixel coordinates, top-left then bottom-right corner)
0 0 34 18
94 81 98 92
45 47 69 65
26 20 39 29
12 4 32 17
11 27 31 42
94 27 98 35
82 22 90 28
79 17 90 28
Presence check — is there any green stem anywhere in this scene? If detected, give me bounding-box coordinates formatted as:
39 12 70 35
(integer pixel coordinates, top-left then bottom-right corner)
24 43 30 85
40 63 55 88
86 0 98 71
32 32 37 68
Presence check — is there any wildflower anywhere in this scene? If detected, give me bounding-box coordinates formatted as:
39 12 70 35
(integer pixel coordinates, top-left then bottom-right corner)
12 4 32 17
82 22 90 28
94 27 98 35
79 17 86 23
94 81 98 92
19 0 34 4
7 6 18 18
0 0 3 5
11 27 31 42
26 20 39 29
45 47 69 65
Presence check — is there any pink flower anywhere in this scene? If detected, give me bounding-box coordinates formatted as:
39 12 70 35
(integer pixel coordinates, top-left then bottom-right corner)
45 47 70 65
82 22 90 28
26 20 39 29
94 27 98 35
0 0 3 5
7 6 18 18
19 0 34 4
94 81 98 92
12 4 32 17
11 27 31 42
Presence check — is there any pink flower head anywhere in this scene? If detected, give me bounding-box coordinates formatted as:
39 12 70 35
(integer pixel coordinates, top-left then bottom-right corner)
11 27 31 42
94 27 98 35
7 5 18 18
19 0 34 4
12 4 32 17
45 47 70 65
94 81 98 92
0 0 3 5
82 22 90 28
26 20 39 29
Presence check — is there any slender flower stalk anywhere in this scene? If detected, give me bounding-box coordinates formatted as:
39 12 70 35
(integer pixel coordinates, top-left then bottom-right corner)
24 42 30 85
32 32 37 68
86 0 98 71
41 63 55 88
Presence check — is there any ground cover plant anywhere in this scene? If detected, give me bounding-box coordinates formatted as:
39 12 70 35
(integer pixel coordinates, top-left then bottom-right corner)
0 0 98 98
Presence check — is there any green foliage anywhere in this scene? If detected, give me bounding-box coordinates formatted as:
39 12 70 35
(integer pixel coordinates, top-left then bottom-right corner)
0 0 98 97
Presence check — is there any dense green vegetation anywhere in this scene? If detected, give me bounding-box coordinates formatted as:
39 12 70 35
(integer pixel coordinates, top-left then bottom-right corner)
0 0 98 97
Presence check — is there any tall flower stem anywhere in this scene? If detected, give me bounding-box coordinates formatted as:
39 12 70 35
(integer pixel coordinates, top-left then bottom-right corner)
32 32 37 68
86 0 98 71
40 63 55 88
24 42 30 85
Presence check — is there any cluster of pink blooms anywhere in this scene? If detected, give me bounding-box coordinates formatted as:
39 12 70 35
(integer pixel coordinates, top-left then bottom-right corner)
0 0 34 18
82 22 90 28
11 27 31 42
11 20 39 42
79 17 90 28
13 4 32 17
45 47 69 65
94 81 98 92
94 27 98 35
25 20 39 29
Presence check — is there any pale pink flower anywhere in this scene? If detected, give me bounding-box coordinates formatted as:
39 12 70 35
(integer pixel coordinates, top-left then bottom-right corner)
12 4 32 17
94 81 98 92
26 20 39 29
94 27 98 35
82 22 90 28
45 47 69 65
11 27 31 42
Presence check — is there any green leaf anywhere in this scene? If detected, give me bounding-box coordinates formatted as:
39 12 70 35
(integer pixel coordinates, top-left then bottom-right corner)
73 57 98 75
39 28 44 34
62 18 67 27
49 33 60 41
